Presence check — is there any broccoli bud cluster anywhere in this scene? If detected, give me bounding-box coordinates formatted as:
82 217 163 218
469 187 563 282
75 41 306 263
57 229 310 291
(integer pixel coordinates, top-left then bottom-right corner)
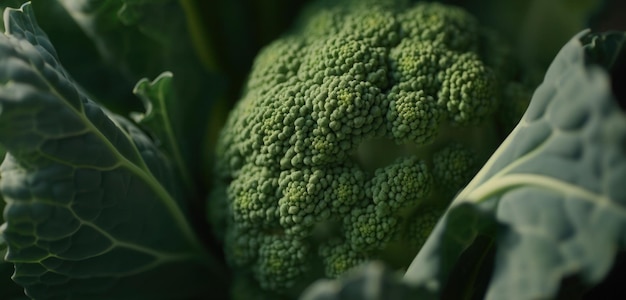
211 0 531 294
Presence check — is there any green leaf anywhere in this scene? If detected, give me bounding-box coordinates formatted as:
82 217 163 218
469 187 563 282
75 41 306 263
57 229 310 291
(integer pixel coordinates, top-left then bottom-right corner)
1 244 29 300
131 72 194 195
55 0 185 79
404 30 626 299
581 31 626 71
56 0 224 194
0 0 27 31
53 0 216 105
301 262 427 300
27 0 140 115
1 259 27 300
0 3 223 299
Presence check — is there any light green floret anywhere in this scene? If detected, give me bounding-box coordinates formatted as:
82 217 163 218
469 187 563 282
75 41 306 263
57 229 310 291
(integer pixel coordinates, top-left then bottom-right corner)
211 0 532 295
254 236 310 291
438 52 497 124
245 36 304 94
277 165 366 236
299 0 403 46
369 157 431 215
386 89 440 144
398 2 480 52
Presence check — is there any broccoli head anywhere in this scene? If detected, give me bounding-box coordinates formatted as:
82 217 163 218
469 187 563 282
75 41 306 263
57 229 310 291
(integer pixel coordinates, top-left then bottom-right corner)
211 0 531 294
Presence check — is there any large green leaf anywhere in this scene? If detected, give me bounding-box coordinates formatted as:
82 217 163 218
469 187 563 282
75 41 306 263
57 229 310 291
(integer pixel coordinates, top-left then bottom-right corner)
0 3 224 299
404 30 626 299
26 0 140 115
55 0 191 80
55 0 225 197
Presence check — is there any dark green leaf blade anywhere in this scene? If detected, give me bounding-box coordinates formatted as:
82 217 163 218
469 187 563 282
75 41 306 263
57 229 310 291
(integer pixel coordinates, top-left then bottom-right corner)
0 3 221 299
55 0 223 199
132 72 193 194
28 0 140 115
55 0 187 80
405 30 626 300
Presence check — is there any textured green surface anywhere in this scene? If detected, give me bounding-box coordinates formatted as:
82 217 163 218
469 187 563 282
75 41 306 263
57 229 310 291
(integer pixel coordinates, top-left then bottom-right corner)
0 3 218 299
404 30 626 299
211 0 527 292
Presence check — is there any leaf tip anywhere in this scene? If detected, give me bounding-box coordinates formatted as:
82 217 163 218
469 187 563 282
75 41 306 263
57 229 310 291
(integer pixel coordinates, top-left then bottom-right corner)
3 1 35 34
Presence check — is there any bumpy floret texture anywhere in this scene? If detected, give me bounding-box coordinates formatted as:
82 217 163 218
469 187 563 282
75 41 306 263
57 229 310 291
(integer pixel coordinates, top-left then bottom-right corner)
212 0 528 293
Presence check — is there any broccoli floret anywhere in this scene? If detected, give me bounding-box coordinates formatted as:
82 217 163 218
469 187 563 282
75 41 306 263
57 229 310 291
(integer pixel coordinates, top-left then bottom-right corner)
318 238 367 278
432 143 479 197
210 0 531 295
